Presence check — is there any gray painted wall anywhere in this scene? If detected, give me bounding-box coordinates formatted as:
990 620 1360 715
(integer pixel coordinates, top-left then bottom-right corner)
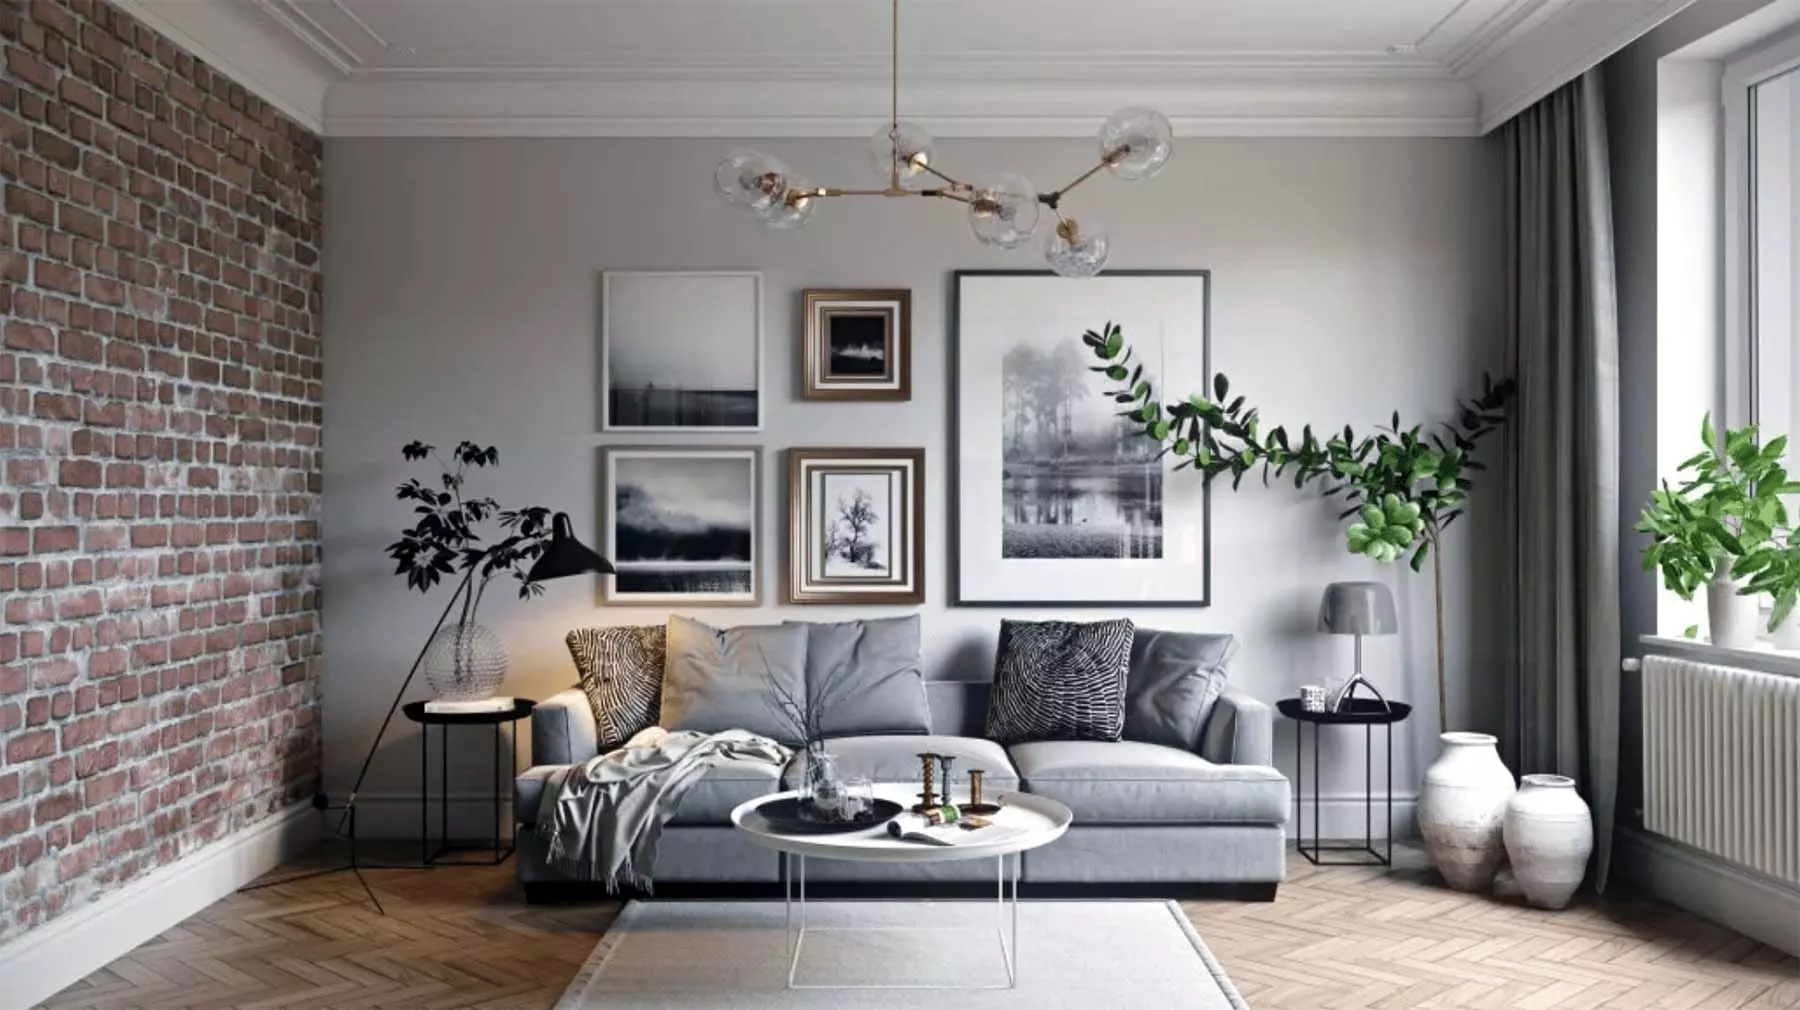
322 137 1503 834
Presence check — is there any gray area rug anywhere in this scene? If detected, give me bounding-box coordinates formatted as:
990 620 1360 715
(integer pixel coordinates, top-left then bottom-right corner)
555 899 1250 1009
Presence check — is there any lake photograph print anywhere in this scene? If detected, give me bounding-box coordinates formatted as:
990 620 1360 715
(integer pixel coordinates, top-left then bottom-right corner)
1000 334 1164 561
608 451 757 599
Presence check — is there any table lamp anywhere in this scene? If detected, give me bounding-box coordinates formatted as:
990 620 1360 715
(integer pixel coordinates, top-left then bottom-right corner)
1319 581 1398 712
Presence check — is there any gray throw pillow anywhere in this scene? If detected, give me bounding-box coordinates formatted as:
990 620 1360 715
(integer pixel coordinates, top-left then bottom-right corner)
1123 629 1237 751
566 625 665 750
985 618 1134 745
785 616 930 737
661 615 808 745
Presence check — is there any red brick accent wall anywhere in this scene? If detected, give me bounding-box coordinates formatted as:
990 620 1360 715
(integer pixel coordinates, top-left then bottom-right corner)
0 0 322 943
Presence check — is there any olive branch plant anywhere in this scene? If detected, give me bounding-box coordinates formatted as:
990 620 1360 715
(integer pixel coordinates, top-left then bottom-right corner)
1081 321 1515 729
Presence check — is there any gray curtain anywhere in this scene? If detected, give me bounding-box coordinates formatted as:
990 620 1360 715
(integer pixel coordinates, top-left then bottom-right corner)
1499 69 1621 891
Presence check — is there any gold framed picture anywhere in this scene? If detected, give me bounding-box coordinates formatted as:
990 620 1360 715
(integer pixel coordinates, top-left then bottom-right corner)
801 289 911 401
786 447 924 605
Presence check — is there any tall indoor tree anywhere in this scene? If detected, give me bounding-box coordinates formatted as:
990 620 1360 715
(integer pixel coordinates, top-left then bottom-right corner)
1082 322 1514 728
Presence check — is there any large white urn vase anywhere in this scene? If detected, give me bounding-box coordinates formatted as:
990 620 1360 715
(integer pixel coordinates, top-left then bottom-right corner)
1418 732 1516 892
1502 774 1593 910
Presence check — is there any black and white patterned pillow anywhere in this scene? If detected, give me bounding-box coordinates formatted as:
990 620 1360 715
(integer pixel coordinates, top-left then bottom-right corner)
985 618 1135 745
566 625 665 750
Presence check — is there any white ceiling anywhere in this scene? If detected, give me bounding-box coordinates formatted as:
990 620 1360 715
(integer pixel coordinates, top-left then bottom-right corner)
115 0 1703 137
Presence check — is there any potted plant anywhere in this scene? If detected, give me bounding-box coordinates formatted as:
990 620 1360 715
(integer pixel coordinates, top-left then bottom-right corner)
385 440 557 704
1637 414 1796 647
1082 321 1518 891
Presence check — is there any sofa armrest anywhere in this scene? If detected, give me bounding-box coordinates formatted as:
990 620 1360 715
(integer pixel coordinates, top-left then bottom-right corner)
1199 688 1273 767
532 688 599 766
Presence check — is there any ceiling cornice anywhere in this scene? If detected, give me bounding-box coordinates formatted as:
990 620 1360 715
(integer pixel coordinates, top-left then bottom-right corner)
114 0 1710 139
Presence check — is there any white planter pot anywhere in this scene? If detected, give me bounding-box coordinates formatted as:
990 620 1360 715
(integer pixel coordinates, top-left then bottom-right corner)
1706 570 1760 650
1418 732 1516 892
1502 774 1593 910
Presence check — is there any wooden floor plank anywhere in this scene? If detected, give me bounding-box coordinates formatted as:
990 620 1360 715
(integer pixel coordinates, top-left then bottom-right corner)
32 842 1800 1009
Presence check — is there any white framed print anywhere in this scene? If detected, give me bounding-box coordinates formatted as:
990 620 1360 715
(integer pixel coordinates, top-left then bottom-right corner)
601 271 762 431
950 270 1211 607
602 446 761 605
786 448 924 604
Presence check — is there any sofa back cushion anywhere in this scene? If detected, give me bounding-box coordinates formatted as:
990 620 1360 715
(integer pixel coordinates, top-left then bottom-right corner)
661 615 807 745
566 624 666 751
786 616 931 736
985 618 1134 745
1122 629 1237 752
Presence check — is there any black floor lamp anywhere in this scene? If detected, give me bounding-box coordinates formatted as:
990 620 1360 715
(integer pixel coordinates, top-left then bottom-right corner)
241 513 612 912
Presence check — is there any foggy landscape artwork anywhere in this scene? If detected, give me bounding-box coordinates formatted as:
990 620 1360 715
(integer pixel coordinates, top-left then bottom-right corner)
603 272 762 431
605 448 759 604
952 270 1210 607
1001 335 1163 560
825 312 891 379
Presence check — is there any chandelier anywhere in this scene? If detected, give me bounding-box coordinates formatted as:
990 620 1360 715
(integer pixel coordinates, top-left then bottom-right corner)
714 0 1173 278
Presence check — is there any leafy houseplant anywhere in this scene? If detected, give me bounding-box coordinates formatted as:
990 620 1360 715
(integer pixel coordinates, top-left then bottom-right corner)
1637 415 1799 640
1080 321 1514 729
386 440 557 700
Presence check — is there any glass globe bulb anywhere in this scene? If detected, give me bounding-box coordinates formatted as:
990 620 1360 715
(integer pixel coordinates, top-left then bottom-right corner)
756 177 819 230
1098 107 1173 181
868 121 936 191
1046 218 1110 278
715 148 790 211
967 172 1040 249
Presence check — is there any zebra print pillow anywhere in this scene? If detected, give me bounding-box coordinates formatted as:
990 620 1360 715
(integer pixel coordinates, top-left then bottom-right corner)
566 625 666 750
985 618 1135 745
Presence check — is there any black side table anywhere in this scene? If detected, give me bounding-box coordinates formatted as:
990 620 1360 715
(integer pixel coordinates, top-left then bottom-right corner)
402 699 535 866
1276 697 1412 866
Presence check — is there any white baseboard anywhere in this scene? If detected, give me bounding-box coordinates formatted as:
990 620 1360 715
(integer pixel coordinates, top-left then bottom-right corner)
1284 792 1420 844
1615 826 1800 956
0 801 319 1009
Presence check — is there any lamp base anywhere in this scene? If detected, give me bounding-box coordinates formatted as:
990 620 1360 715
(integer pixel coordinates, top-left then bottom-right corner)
1328 673 1390 713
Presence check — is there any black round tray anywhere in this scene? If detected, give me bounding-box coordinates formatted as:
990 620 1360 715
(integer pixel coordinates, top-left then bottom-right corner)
755 797 903 834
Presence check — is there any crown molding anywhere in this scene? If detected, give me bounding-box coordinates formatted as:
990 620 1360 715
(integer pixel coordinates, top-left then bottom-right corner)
1472 0 1702 132
323 69 1482 138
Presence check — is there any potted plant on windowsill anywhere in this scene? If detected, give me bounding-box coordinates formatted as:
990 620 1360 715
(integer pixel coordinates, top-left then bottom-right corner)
1636 414 1797 648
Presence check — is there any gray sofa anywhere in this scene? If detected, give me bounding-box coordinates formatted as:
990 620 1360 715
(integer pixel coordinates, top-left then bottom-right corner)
515 679 1289 900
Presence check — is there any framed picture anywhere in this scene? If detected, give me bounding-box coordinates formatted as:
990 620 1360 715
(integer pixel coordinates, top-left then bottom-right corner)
950 270 1211 607
801 289 911 401
602 271 762 431
602 446 761 605
786 448 924 604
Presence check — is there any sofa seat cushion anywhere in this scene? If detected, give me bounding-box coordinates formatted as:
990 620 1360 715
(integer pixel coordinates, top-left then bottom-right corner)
1008 740 1288 826
783 735 1019 792
514 756 784 826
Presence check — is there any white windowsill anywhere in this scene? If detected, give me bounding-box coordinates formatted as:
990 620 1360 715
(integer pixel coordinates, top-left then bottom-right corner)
1638 635 1800 680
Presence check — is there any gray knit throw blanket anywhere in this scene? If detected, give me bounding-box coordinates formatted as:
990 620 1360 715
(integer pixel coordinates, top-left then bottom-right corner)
536 726 791 893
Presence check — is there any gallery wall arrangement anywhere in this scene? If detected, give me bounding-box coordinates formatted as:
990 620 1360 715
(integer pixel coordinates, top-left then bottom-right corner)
591 268 1215 612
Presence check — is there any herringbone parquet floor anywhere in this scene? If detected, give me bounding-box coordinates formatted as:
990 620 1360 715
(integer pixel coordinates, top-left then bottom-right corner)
37 843 1800 1010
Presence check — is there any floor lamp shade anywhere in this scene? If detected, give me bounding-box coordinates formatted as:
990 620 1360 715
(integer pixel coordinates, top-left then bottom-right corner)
527 512 615 582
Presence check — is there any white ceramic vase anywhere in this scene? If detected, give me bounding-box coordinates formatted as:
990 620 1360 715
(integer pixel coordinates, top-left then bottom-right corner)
1502 774 1593 910
1707 562 1759 649
1418 732 1516 892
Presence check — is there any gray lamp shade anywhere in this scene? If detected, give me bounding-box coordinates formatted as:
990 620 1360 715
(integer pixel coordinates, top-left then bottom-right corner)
1318 581 1398 636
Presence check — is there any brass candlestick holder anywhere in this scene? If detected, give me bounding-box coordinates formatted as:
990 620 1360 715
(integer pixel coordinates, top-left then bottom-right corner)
913 752 941 812
961 769 1001 815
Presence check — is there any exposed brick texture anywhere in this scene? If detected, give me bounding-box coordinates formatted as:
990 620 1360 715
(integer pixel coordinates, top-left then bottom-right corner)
0 0 322 943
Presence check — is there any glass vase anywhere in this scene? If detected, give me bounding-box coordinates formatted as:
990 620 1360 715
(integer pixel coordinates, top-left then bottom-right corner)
421 621 507 702
801 747 849 821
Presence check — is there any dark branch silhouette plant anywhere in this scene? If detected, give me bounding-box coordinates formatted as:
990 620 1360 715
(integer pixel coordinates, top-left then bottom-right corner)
1081 321 1515 729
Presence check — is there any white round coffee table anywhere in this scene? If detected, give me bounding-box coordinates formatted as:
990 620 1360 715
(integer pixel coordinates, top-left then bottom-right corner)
730 783 1072 991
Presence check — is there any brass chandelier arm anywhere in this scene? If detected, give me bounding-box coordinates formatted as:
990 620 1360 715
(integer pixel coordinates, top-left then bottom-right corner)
1042 144 1133 203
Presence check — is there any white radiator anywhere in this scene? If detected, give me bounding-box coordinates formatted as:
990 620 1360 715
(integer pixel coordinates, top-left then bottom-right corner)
1642 654 1800 886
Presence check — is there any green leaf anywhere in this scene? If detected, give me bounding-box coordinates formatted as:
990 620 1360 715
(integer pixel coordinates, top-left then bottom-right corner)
1683 624 1699 639
1106 365 1128 381
1103 330 1123 358
1410 541 1430 572
1213 373 1229 400
1151 420 1170 441
1701 412 1715 450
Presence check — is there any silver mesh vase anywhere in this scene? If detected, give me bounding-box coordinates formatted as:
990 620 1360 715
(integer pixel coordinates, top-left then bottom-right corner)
422 621 507 701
